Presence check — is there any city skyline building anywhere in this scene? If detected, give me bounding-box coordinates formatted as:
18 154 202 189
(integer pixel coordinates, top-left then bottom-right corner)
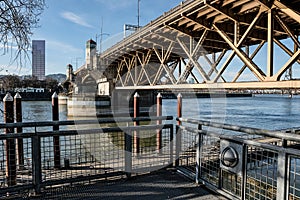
32 40 46 80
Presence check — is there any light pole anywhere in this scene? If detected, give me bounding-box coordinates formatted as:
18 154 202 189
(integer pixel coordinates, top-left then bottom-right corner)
124 0 141 38
71 57 81 70
96 17 110 54
138 0 141 28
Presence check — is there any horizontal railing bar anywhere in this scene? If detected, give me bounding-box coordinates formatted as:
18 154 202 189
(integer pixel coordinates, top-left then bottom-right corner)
96 111 157 118
179 125 300 155
37 124 173 137
0 124 173 139
0 116 173 129
178 117 300 143
0 132 35 139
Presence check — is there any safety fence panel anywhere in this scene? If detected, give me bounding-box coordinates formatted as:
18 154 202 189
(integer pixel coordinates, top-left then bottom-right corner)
289 156 300 200
0 116 173 198
176 118 300 200
245 146 278 200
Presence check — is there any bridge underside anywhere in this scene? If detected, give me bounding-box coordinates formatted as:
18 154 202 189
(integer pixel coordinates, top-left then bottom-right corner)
100 0 300 90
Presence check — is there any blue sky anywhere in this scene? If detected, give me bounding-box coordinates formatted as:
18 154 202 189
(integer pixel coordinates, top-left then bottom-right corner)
1 0 299 81
0 0 183 75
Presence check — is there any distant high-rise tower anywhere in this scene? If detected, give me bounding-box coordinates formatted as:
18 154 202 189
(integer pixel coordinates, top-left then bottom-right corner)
32 40 46 80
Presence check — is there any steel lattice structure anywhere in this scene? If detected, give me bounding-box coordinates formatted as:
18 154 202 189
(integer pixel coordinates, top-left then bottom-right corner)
98 0 300 90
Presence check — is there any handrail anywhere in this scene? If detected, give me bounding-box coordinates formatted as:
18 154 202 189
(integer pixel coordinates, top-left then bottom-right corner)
177 125 300 155
0 123 173 139
0 116 173 129
177 117 300 143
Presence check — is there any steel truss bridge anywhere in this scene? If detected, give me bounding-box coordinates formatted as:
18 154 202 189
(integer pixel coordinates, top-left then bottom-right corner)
99 0 300 90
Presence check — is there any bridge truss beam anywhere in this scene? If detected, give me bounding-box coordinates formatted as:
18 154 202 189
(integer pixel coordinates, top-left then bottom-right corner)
102 0 300 90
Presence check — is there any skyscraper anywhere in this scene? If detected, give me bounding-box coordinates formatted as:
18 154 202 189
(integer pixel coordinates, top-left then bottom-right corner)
32 40 45 80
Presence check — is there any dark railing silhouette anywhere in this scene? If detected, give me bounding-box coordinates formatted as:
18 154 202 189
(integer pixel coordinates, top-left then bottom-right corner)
176 117 300 200
1 92 300 200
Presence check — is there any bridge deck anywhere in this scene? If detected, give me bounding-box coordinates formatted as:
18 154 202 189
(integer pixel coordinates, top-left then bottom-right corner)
102 0 300 62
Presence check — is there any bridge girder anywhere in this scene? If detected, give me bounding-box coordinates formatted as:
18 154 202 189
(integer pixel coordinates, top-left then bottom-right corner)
97 0 300 90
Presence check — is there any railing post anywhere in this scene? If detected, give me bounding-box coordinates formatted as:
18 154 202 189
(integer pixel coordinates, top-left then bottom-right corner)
276 138 288 199
196 124 202 184
124 130 132 178
277 151 288 200
133 92 140 155
52 92 60 169
14 93 24 169
32 133 42 194
175 93 182 167
156 93 162 154
3 93 16 186
169 125 174 167
177 93 182 126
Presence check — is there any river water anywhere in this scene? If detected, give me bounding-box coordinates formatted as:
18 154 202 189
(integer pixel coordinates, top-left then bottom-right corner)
163 94 300 130
0 94 299 131
0 94 299 173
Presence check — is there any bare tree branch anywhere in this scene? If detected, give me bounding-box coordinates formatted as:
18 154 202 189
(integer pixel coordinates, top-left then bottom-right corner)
0 0 46 66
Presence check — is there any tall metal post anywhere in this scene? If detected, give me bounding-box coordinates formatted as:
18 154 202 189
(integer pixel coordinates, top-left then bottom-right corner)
3 93 16 186
14 93 24 169
32 134 42 194
177 93 182 125
133 92 140 155
137 0 141 28
196 124 202 184
156 93 162 154
176 93 182 167
52 92 60 168
124 131 132 178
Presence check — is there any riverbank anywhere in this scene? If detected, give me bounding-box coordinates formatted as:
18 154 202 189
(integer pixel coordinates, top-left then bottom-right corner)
157 92 252 99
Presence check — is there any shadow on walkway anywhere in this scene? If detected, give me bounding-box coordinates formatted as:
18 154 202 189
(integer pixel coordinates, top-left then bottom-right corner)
37 168 225 200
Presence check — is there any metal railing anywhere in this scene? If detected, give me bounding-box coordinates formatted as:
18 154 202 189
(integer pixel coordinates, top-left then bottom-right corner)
176 117 300 200
0 116 173 197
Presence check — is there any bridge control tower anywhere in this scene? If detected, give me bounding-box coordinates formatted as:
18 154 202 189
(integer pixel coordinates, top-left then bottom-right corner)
85 39 97 70
64 39 115 97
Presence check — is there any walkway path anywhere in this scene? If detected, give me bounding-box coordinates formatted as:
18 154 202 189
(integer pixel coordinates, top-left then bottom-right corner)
36 168 226 200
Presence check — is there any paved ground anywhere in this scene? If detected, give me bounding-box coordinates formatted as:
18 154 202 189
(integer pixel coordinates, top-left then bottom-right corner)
34 168 225 200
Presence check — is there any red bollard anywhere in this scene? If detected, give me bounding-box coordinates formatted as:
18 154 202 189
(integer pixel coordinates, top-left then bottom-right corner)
156 93 162 153
14 93 24 169
52 92 60 168
134 92 140 155
177 93 182 126
4 93 16 186
176 93 183 167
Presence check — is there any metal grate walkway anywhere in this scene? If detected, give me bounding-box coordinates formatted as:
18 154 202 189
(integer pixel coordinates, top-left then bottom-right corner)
23 168 225 200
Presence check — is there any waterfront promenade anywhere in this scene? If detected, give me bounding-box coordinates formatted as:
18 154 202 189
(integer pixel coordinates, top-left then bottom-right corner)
24 168 224 200
1 93 300 199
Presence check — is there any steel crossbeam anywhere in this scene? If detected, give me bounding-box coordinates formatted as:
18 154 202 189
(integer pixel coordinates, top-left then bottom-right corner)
94 0 300 90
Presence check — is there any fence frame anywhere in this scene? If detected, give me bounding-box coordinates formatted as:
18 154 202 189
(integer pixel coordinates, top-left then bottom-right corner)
176 117 300 200
0 116 173 196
